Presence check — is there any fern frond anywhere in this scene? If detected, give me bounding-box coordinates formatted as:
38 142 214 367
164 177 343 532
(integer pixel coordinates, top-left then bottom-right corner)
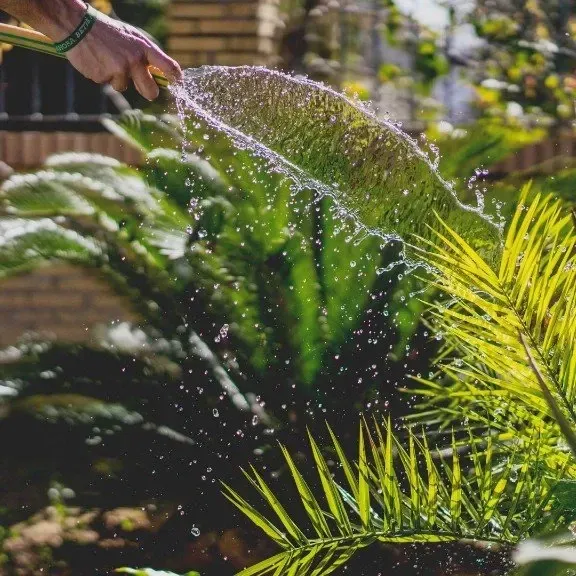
224 420 554 575
0 218 100 277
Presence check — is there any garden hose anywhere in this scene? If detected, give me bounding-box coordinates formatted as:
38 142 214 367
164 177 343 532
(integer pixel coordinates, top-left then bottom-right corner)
0 22 168 87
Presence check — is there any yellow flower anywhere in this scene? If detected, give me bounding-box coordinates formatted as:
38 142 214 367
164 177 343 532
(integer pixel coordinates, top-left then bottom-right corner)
507 67 522 82
544 75 560 90
475 86 500 107
343 81 370 101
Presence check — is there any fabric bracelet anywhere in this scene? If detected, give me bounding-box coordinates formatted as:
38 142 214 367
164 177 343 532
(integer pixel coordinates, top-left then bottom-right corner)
54 3 97 54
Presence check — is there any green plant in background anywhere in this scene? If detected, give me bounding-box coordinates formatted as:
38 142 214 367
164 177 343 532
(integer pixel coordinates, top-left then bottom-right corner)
0 111 401 415
471 0 576 123
104 111 405 391
428 119 546 184
425 118 546 223
0 110 430 567
224 188 576 574
111 0 169 44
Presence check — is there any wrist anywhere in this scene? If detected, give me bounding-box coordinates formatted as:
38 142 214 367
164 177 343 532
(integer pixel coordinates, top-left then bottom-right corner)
35 0 90 42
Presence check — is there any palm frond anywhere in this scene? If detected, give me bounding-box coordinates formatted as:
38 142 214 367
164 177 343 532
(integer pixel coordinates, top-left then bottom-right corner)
224 419 554 576
412 185 576 465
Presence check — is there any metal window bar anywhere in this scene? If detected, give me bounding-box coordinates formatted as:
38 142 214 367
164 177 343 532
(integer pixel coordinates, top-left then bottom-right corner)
65 63 76 118
30 57 41 117
0 50 128 129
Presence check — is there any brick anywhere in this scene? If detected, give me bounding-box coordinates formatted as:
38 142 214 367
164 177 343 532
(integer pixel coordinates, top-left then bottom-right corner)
11 312 57 329
30 293 84 308
0 263 138 348
21 132 41 166
3 132 21 166
213 51 267 65
168 36 227 52
168 3 227 18
0 294 33 307
87 294 131 309
33 265 76 277
229 3 261 17
39 133 53 161
56 276 113 292
227 36 274 53
0 275 57 290
168 51 212 67
12 310 56 322
52 327 91 342
56 310 134 325
198 19 260 34
0 132 142 169
168 20 199 35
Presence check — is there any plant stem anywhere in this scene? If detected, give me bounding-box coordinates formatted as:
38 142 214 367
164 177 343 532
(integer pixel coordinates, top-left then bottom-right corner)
520 332 576 459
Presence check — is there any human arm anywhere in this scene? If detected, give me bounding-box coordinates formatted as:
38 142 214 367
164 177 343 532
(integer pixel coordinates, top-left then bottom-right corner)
0 0 181 100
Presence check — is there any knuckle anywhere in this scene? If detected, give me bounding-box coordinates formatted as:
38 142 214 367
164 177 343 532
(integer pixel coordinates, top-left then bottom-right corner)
128 51 146 67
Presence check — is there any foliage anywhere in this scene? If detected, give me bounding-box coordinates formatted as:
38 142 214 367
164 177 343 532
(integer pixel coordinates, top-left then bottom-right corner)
0 111 430 545
104 111 404 390
425 118 546 225
471 0 576 123
411 186 576 475
412 32 450 96
226 188 576 574
513 530 576 575
0 112 409 405
428 119 546 184
224 419 554 575
111 0 169 44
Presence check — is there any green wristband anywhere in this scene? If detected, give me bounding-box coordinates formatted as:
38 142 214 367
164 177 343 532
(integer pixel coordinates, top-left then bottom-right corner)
54 3 97 54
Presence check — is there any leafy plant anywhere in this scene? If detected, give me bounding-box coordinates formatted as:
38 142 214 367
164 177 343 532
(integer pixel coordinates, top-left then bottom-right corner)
411 185 576 474
224 188 576 574
0 111 409 416
471 0 576 123
223 418 554 575
0 111 432 552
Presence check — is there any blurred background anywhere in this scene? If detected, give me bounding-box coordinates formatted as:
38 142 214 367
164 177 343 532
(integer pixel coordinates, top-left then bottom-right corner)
0 0 574 574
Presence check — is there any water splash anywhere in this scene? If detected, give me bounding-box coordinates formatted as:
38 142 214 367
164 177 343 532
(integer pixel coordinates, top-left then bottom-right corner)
172 66 502 267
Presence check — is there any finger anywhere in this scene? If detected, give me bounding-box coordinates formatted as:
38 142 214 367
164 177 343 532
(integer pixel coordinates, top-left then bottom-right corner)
145 45 182 83
131 63 160 101
109 71 130 93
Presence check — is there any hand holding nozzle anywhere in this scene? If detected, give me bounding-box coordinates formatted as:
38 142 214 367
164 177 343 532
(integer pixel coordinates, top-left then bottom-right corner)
0 0 179 99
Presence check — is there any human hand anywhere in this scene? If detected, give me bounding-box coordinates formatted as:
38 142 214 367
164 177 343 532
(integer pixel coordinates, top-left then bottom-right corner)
65 8 181 100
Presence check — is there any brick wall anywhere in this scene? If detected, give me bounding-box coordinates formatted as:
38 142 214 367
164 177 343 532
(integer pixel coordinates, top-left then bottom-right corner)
0 131 142 170
0 264 137 349
167 0 281 68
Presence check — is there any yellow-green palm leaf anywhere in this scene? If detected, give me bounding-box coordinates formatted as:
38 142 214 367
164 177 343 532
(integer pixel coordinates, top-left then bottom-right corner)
412 185 576 470
224 419 553 576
